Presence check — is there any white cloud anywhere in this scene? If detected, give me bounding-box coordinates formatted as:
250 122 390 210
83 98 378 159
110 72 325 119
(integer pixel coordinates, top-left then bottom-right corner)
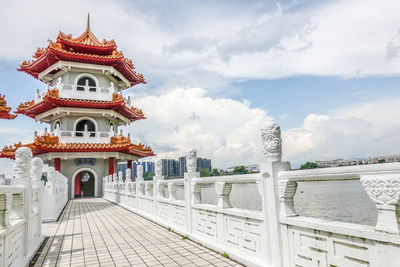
1 0 400 86
282 96 400 166
125 87 273 168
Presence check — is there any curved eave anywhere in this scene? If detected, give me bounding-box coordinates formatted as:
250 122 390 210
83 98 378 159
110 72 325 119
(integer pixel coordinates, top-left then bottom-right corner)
19 49 146 86
0 111 17 120
16 97 145 122
0 144 154 160
57 37 117 55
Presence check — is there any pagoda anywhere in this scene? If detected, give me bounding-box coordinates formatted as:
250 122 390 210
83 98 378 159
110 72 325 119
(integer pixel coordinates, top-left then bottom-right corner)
0 15 154 198
0 94 17 119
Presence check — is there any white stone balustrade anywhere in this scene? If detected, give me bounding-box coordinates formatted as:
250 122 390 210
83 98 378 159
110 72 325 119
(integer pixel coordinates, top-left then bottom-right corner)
0 147 49 266
42 165 68 222
103 122 400 267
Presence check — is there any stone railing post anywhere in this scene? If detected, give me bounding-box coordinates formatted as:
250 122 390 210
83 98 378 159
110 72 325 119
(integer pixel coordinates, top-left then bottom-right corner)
153 159 164 216
31 157 44 239
215 182 232 208
184 149 199 234
10 147 33 256
136 165 144 200
360 174 400 234
258 123 290 267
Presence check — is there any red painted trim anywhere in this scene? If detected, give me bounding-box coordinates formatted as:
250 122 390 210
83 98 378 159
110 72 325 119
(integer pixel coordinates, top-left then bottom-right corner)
109 157 115 178
19 49 145 86
54 158 61 171
16 96 145 121
74 173 81 197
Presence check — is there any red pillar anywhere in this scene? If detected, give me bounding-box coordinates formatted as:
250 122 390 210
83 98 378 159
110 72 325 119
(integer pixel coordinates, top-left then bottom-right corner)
54 158 61 171
127 160 132 181
109 157 115 180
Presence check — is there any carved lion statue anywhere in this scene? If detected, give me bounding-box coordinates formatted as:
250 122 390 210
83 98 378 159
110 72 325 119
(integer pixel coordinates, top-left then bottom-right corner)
137 165 144 180
186 149 197 173
14 147 33 179
31 157 43 181
261 123 282 162
155 160 162 176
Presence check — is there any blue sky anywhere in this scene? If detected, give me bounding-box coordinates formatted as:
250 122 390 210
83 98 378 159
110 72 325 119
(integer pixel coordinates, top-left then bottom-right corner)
1 0 400 175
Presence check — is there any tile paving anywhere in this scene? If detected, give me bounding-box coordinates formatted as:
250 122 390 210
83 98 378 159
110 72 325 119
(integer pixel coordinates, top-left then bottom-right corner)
35 198 242 267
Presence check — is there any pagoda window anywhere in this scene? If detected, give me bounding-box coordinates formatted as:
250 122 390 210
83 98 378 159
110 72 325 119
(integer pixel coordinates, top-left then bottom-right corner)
75 119 96 137
77 77 96 92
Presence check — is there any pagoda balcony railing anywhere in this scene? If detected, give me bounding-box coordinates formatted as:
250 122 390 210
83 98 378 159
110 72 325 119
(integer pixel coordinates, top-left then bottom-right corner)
50 129 117 143
58 83 114 101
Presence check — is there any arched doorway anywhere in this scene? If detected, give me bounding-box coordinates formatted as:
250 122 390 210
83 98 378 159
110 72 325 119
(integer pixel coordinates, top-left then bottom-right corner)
71 168 98 198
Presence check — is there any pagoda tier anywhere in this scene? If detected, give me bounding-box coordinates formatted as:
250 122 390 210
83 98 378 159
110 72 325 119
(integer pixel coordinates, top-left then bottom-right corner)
0 94 17 120
18 25 145 87
0 134 154 160
16 88 144 121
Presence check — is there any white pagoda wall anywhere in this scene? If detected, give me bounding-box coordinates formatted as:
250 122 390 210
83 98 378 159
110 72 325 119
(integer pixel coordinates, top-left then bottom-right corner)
60 158 109 198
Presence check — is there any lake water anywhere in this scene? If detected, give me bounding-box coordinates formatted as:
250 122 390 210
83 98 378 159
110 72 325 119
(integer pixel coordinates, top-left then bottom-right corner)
199 180 377 226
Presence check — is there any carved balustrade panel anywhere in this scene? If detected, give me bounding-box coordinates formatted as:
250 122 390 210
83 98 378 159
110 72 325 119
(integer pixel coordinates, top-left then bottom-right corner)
192 208 218 240
224 215 262 255
287 225 377 267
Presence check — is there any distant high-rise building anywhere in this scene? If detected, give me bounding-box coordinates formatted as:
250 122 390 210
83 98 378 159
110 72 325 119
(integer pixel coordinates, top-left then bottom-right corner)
197 157 212 172
118 161 155 180
161 159 179 177
178 157 186 177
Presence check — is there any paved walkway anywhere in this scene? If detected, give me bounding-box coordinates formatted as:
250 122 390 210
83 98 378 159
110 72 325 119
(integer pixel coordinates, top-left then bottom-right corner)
35 198 241 267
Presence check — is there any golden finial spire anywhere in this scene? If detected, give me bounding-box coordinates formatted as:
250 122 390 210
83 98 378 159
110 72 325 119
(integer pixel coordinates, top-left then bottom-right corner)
87 13 90 30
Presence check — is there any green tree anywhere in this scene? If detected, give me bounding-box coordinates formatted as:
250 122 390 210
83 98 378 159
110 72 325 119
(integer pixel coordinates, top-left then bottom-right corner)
143 172 155 180
300 162 319 169
211 168 220 176
200 169 212 177
378 159 385 164
232 166 248 174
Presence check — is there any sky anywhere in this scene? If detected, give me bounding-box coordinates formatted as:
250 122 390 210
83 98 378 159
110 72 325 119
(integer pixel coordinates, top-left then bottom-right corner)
1 0 400 176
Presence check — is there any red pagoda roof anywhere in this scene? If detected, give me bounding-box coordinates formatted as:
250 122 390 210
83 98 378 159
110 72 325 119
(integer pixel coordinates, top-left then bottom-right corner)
18 18 145 87
15 88 145 121
0 94 17 120
0 134 154 160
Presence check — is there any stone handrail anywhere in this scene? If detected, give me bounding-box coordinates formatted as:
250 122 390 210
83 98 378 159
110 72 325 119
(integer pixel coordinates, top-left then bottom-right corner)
42 165 68 222
103 122 400 266
0 147 49 266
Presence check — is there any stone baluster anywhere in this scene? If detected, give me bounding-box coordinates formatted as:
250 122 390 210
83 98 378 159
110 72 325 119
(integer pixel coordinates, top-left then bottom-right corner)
192 182 201 204
56 77 63 91
0 193 12 229
145 183 153 197
215 182 232 208
84 124 90 138
277 179 298 217
360 174 400 234
168 182 177 201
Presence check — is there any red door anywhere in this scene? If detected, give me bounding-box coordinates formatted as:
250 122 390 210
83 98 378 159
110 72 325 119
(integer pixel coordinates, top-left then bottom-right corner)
74 173 81 197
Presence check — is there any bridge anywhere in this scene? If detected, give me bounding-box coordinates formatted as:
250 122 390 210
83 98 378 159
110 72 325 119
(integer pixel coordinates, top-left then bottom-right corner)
1 123 400 266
